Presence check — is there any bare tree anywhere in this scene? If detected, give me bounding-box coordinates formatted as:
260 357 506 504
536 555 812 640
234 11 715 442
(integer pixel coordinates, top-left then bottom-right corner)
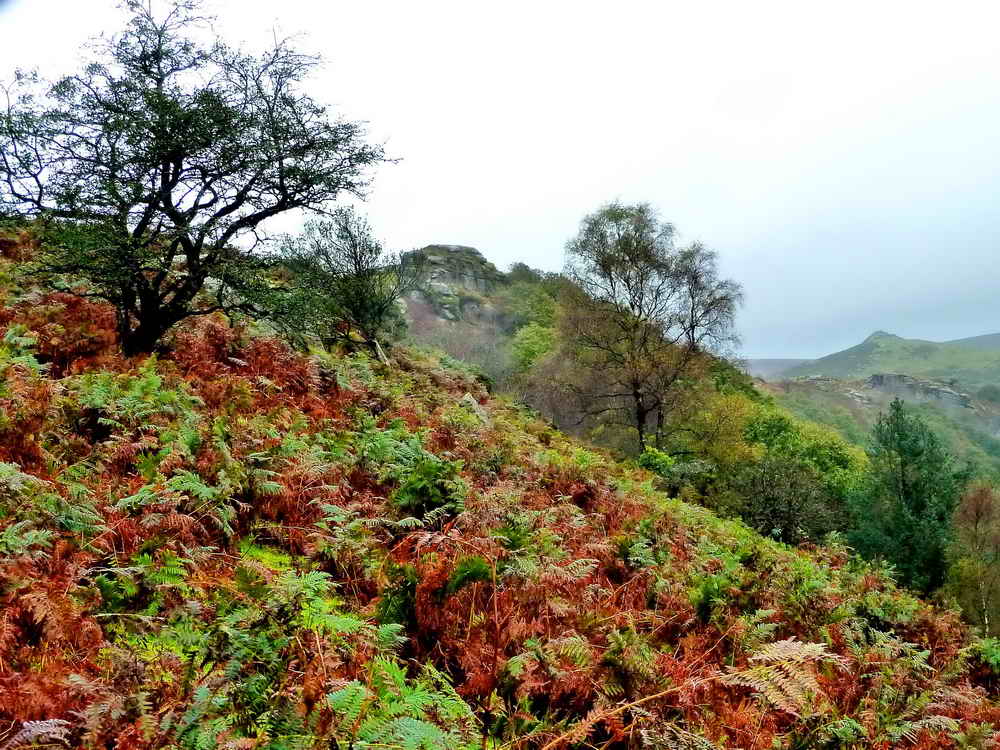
0 0 385 354
554 201 743 451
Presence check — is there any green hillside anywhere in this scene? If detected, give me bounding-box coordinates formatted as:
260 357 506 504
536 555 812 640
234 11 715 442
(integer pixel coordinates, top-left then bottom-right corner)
947 332 1000 352
768 379 1000 479
784 331 1000 390
1 234 998 748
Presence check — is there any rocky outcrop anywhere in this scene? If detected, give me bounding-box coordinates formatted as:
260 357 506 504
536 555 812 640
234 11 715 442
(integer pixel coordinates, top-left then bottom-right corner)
866 373 972 409
408 245 505 294
404 245 507 322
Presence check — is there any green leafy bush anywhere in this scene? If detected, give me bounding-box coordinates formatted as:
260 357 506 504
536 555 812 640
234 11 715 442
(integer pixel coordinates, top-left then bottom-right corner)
446 556 492 595
510 322 555 372
637 446 676 476
392 456 467 518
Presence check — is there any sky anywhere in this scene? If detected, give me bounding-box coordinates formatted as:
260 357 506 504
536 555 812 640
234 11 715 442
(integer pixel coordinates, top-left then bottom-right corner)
1 0 998 358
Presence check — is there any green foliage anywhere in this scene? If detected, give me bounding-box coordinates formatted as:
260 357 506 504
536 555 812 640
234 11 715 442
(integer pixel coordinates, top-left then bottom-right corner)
392 456 467 518
118 468 239 537
355 417 428 479
601 628 660 697
725 455 840 544
972 637 1000 673
688 545 745 623
275 209 422 351
325 659 479 749
775 380 1000 480
0 324 45 378
510 322 555 372
784 330 1000 390
0 519 54 559
446 556 492 595
494 281 557 329
849 399 972 593
140 567 428 750
711 358 766 402
0 237 993 749
637 446 676 476
0 461 106 556
376 564 419 628
2 1 385 354
67 358 203 430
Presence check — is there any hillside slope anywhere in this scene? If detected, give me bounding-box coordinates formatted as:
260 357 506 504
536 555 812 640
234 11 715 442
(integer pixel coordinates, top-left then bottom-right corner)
766 376 1000 478
784 331 1000 390
0 246 997 748
947 332 1000 352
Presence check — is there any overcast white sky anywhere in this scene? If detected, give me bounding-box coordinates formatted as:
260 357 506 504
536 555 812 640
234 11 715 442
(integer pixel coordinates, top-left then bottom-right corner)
2 0 999 357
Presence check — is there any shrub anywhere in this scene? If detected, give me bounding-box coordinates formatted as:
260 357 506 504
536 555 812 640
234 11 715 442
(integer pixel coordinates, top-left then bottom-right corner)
510 323 556 372
636 446 676 476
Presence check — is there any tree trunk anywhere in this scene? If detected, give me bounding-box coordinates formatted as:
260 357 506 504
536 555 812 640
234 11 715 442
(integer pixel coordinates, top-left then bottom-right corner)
121 316 171 356
633 389 647 452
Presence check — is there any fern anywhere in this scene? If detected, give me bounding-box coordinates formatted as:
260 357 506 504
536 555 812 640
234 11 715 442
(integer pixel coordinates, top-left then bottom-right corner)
639 725 721 750
0 520 54 559
723 638 848 717
0 720 71 750
326 659 478 749
887 714 960 744
732 609 778 656
445 555 492 595
326 681 370 726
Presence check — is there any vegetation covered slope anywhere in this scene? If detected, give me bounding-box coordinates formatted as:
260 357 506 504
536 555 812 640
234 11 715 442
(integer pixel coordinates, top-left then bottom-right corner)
946 333 1000 352
0 245 998 748
767 379 1000 480
783 331 1000 390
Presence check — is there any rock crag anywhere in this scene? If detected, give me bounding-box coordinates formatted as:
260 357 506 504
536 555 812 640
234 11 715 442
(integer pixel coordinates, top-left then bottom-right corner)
404 244 507 322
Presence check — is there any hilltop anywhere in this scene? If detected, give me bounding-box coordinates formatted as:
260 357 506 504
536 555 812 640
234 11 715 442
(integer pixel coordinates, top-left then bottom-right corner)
0 234 998 749
948 332 1000 352
783 330 1000 390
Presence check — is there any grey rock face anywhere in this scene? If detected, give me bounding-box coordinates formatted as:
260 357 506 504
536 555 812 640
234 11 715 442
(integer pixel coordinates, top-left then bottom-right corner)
403 244 507 322
865 373 972 409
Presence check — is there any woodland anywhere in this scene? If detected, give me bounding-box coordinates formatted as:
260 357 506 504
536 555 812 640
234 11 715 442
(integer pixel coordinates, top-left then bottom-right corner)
0 2 997 748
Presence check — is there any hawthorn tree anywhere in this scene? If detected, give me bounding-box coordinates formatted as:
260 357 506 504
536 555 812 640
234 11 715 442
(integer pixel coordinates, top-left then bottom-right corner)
0 0 385 354
276 208 425 355
551 201 743 451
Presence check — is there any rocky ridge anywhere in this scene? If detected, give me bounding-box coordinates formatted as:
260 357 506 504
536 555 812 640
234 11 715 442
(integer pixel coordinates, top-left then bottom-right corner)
404 244 507 322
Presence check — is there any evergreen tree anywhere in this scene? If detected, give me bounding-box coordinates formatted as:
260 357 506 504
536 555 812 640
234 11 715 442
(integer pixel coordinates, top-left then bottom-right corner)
850 398 971 593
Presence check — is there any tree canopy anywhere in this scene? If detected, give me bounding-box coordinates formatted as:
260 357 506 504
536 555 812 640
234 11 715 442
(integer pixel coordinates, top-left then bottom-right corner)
546 201 743 451
0 0 384 353
275 208 425 354
850 398 972 593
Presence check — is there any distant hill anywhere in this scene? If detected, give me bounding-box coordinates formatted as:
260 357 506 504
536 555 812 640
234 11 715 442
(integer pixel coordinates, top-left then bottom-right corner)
783 330 1000 390
743 358 813 379
946 331 1000 352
